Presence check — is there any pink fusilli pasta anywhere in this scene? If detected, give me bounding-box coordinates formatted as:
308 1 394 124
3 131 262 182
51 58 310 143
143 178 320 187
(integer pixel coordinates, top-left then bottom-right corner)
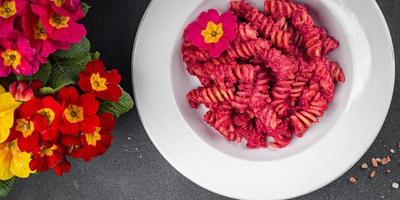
181 0 346 149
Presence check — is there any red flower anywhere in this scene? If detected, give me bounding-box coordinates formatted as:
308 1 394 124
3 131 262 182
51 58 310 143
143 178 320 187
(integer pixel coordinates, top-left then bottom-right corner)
11 96 62 153
67 113 115 161
57 86 100 135
11 99 47 153
78 60 122 102
29 143 71 176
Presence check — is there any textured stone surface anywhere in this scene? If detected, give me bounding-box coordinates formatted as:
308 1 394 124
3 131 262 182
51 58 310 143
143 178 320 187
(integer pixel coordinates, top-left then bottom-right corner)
6 0 400 199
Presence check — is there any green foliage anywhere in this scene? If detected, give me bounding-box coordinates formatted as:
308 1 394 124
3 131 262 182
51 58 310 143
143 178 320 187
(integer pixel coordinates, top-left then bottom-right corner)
81 2 91 16
43 37 92 93
39 86 58 95
54 37 90 59
99 90 134 118
0 178 16 198
90 51 101 60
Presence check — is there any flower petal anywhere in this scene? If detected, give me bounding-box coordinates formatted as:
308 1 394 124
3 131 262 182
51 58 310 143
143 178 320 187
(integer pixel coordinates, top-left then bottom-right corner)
0 62 12 77
86 60 105 74
185 22 203 42
10 150 32 178
220 11 237 25
58 87 79 105
206 9 220 24
208 38 229 58
0 144 13 180
80 94 99 115
80 115 100 133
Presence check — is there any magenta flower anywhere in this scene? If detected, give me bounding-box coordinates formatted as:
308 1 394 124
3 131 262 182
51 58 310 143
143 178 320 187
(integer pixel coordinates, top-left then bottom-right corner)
21 9 69 61
0 35 40 77
185 9 237 58
0 0 28 37
31 0 86 44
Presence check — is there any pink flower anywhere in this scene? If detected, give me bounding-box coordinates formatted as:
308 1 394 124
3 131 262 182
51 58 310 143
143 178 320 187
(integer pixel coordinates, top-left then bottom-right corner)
31 0 86 44
185 9 237 58
0 0 28 38
0 35 40 77
9 81 34 102
21 8 69 61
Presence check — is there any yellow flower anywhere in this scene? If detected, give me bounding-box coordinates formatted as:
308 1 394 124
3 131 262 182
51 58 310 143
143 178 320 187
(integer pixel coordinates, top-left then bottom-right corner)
0 140 34 180
0 85 21 143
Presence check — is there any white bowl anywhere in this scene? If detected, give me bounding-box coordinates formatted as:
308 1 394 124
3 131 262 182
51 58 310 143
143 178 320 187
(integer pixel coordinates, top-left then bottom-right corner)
132 0 394 199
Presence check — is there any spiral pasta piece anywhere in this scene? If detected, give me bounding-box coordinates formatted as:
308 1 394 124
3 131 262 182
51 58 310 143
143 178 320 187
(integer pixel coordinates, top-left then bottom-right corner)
237 23 259 41
187 86 235 108
264 0 306 19
290 92 327 137
328 62 346 83
204 103 236 139
322 37 339 56
227 39 271 60
255 106 282 130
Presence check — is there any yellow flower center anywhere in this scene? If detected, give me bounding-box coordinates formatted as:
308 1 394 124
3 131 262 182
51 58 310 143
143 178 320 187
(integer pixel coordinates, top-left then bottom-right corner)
49 14 70 29
15 119 35 138
37 108 55 124
1 49 22 69
64 104 84 123
50 0 65 7
40 145 57 157
90 73 108 92
201 21 224 44
85 127 102 146
0 1 16 19
7 140 17 151
34 21 48 40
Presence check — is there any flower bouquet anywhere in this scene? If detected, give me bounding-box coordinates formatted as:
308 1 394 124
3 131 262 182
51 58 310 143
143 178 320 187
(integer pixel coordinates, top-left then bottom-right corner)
0 0 134 197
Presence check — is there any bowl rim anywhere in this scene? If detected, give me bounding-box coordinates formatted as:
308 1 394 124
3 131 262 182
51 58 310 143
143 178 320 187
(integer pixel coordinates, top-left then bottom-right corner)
131 0 395 199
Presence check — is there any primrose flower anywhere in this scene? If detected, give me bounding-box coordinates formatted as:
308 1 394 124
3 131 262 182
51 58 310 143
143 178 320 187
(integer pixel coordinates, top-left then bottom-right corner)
31 0 86 44
12 96 62 145
0 36 40 77
0 0 28 37
0 85 20 143
70 113 115 161
78 60 122 102
57 86 100 135
185 9 237 57
29 143 71 176
11 96 63 153
21 9 70 61
0 140 34 180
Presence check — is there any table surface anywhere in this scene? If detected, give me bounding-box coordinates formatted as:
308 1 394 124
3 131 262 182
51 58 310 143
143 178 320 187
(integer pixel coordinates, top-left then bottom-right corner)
5 0 400 199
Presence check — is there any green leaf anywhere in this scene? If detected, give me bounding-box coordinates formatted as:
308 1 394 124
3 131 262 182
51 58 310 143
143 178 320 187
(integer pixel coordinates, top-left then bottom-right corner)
39 86 58 95
54 37 90 59
90 51 101 60
0 177 16 198
17 63 52 85
46 53 92 92
99 89 134 118
81 2 91 16
0 75 16 89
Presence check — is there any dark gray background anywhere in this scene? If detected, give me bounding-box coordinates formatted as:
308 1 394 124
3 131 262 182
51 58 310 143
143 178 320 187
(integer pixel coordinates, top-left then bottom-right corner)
5 0 400 199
